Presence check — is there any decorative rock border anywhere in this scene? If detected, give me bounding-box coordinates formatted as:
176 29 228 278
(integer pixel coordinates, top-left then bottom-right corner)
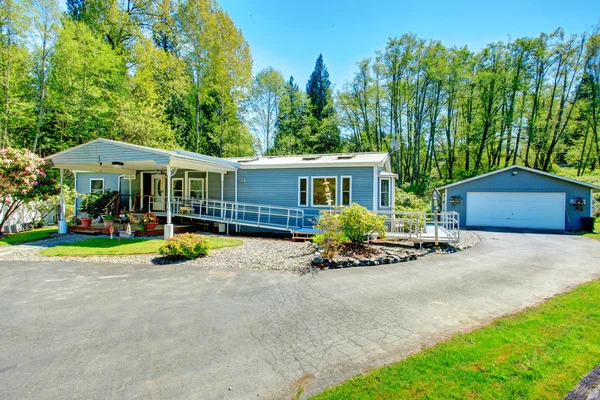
311 243 458 269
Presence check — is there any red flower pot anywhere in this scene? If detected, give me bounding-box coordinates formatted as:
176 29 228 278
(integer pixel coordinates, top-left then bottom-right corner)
145 222 158 231
103 220 114 228
80 218 92 228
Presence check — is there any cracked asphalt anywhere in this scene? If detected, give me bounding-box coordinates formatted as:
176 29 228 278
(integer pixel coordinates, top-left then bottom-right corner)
1 230 599 399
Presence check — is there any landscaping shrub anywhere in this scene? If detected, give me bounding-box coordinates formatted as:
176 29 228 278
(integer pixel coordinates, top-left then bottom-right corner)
159 233 211 260
594 193 600 218
338 203 386 244
313 211 345 258
395 189 428 211
80 190 119 218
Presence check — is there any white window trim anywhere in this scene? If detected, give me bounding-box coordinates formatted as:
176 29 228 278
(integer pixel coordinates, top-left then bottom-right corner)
311 176 337 207
90 178 104 193
341 176 352 206
298 176 309 207
187 178 205 199
172 178 183 198
379 178 392 208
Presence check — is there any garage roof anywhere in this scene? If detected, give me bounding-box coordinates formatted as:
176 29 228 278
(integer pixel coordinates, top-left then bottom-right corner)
438 165 600 191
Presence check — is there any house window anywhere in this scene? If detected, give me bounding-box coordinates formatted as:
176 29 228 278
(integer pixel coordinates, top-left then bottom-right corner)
341 176 352 206
298 177 308 206
380 179 391 208
90 179 104 193
312 177 336 206
172 178 183 198
188 178 205 199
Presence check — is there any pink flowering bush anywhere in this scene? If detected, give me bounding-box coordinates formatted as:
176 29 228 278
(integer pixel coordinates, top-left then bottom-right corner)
0 148 61 233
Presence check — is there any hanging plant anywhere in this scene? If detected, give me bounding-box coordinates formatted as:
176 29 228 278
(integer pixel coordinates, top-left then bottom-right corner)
570 197 586 212
449 195 462 207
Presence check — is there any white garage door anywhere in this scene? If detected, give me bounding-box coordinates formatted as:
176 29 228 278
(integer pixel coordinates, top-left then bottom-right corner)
466 192 565 230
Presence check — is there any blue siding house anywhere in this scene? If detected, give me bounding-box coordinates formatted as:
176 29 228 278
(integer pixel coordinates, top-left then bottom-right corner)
48 139 396 236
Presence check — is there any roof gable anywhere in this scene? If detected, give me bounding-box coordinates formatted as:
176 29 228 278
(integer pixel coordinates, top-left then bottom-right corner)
438 165 600 191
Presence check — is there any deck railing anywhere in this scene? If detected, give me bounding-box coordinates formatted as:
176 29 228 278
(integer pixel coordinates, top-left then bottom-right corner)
377 210 427 240
377 210 460 244
163 197 304 231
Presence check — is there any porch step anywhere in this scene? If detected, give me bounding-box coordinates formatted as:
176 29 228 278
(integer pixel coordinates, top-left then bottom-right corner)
292 231 315 242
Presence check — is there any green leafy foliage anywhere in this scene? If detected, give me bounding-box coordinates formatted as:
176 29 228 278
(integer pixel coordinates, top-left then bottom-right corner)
79 190 119 219
313 211 345 258
395 189 428 211
338 203 387 244
159 233 211 259
0 147 60 232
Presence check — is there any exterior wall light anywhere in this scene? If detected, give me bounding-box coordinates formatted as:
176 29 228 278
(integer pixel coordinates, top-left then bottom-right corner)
112 161 124 169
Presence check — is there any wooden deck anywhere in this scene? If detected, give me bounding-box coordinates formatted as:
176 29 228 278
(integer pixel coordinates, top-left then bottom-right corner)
68 223 201 237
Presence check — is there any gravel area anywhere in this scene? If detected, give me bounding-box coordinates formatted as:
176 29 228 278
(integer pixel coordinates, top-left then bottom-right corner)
0 233 314 273
0 230 478 273
453 230 481 250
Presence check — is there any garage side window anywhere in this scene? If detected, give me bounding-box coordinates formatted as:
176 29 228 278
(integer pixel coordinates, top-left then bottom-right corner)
90 179 104 193
298 177 308 206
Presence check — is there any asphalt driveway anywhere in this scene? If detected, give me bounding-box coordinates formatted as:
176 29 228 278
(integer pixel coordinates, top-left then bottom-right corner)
1 231 599 399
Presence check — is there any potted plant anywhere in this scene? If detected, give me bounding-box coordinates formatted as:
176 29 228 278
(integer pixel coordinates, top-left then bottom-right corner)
139 212 158 232
79 191 119 228
571 197 586 212
449 195 462 207
69 216 82 227
103 214 119 228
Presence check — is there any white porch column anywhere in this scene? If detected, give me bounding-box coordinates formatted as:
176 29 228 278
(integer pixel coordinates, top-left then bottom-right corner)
58 168 67 234
220 172 224 218
164 165 174 239
372 166 378 212
128 176 133 210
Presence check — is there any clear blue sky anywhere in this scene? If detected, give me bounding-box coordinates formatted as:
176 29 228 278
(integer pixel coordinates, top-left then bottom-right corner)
220 0 599 89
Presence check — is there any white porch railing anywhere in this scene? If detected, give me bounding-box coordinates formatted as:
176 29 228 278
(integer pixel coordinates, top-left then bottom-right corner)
377 210 460 244
378 211 427 240
157 197 304 232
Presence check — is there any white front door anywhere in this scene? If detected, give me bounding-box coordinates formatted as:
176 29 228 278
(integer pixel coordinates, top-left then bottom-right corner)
466 192 565 230
151 174 165 211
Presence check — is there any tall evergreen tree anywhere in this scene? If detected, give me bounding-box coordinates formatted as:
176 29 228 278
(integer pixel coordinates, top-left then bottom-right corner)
306 53 332 120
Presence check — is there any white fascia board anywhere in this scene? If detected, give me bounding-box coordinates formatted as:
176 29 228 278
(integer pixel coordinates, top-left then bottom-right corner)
169 157 237 173
438 165 600 191
239 162 384 170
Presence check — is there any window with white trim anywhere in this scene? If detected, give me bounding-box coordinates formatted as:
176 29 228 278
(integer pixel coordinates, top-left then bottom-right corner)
188 178 205 199
380 178 391 208
312 177 336 206
298 177 308 206
90 179 104 193
172 178 183 198
341 176 352 206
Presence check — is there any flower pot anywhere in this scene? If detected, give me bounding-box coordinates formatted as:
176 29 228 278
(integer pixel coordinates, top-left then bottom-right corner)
103 220 115 228
145 222 158 231
80 217 92 228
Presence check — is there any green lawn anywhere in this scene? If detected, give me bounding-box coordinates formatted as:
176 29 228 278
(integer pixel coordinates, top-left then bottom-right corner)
312 279 600 400
0 227 58 247
583 218 600 241
40 236 243 257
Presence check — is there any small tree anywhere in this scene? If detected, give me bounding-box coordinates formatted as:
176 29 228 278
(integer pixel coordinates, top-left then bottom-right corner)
313 210 344 258
338 203 386 245
0 148 60 233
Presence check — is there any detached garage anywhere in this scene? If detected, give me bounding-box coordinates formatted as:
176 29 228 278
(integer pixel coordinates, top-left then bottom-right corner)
439 166 599 231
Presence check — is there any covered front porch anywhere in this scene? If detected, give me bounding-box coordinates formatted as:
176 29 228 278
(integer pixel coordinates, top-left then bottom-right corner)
48 139 305 237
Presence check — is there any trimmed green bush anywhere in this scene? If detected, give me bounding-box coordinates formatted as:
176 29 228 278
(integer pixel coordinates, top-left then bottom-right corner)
338 203 387 244
313 211 345 258
158 233 211 259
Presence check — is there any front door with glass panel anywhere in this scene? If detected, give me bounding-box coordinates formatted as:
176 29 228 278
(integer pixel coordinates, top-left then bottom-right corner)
151 174 165 211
